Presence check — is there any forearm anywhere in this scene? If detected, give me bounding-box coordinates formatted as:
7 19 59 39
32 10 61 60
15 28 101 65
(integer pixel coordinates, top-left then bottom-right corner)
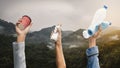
87 38 100 68
13 34 26 68
13 42 26 68
17 34 26 43
86 46 100 68
55 41 66 68
89 38 96 48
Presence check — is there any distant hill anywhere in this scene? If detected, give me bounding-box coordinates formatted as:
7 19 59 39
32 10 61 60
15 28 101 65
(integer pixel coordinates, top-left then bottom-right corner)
62 29 88 48
26 26 55 44
101 26 120 35
0 19 15 35
62 26 120 48
98 29 120 45
0 19 73 44
26 26 73 44
1 19 120 48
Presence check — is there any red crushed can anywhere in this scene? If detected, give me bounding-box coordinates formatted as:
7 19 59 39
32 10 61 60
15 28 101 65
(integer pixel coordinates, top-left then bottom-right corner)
18 15 31 30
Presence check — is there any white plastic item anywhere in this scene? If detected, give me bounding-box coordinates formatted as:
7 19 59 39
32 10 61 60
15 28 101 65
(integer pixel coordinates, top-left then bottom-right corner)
83 21 111 39
50 25 61 41
91 5 108 26
83 5 109 39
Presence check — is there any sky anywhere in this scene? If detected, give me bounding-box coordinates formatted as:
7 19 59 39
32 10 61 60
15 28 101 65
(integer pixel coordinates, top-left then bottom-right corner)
0 0 120 31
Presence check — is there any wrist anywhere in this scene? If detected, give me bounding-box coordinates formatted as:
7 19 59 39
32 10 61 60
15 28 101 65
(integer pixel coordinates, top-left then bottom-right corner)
17 34 26 43
89 38 96 48
55 40 62 46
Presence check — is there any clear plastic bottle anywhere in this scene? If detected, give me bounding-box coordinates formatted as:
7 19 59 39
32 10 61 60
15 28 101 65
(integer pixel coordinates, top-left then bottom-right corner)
91 5 108 26
83 5 111 39
83 21 111 39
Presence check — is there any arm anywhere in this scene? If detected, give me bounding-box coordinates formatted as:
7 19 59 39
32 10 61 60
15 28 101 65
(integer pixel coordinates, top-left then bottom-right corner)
13 39 26 68
86 26 101 68
13 23 32 68
54 26 66 68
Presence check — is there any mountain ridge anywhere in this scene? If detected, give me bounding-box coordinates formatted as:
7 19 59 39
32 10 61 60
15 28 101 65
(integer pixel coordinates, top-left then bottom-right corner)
1 19 120 48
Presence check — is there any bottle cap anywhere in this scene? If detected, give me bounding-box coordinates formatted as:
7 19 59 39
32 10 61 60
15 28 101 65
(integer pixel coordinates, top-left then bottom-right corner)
88 29 93 35
109 22 112 25
104 5 108 9
83 30 90 39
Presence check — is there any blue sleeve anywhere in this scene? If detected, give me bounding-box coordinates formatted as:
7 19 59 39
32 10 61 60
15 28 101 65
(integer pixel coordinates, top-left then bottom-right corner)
86 46 100 68
13 42 26 68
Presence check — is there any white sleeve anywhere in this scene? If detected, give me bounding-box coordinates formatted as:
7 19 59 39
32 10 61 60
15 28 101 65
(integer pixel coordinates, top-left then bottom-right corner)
13 42 26 68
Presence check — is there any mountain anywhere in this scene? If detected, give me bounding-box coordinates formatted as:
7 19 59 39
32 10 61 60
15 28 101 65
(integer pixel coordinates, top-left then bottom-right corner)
62 26 120 48
0 19 73 44
98 29 120 45
100 26 120 35
26 26 73 44
26 26 55 44
0 19 15 35
62 29 88 48
95 26 120 44
62 31 73 37
1 19 120 48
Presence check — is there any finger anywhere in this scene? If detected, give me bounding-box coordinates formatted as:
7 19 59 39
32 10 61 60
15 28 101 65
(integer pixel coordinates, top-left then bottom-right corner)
98 25 102 32
16 22 20 26
94 33 99 38
57 24 62 27
16 18 21 24
24 23 32 32
57 26 61 35
15 24 22 34
57 24 62 33
93 30 101 38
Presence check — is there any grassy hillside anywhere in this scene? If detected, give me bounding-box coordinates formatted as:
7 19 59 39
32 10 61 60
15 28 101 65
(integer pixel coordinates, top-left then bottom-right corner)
0 30 120 68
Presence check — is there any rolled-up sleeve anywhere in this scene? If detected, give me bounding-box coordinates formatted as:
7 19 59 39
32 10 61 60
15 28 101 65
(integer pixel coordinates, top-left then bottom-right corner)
86 46 100 68
13 42 26 68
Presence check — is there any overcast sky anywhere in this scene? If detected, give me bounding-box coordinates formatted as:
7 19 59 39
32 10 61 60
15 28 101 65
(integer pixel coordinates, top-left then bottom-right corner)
0 0 120 31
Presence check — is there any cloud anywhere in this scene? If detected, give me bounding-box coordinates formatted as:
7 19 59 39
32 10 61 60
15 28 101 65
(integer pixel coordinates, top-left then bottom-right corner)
69 44 79 48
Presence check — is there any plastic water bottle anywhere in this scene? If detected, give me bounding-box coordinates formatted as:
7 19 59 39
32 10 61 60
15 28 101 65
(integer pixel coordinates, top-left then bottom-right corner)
83 5 110 39
83 21 111 38
91 5 108 26
50 25 61 41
